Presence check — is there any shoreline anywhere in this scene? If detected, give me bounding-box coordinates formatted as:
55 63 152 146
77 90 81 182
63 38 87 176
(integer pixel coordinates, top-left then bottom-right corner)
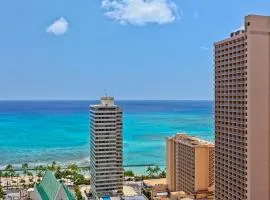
0 163 166 176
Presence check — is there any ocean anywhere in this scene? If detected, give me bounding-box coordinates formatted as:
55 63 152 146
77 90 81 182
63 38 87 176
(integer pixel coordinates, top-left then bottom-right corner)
0 100 214 173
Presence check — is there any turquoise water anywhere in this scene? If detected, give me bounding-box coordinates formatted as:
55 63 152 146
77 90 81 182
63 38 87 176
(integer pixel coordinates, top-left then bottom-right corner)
0 100 214 173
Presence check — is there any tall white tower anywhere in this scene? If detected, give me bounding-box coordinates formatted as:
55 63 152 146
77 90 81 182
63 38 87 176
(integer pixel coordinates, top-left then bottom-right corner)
90 97 123 198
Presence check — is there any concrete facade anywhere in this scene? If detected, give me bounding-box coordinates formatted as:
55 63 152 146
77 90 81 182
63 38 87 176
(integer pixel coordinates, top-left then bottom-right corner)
90 97 123 198
214 15 270 200
166 134 214 199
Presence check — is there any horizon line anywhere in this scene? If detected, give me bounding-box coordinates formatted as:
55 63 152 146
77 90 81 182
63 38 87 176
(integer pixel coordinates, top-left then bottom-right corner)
0 98 214 101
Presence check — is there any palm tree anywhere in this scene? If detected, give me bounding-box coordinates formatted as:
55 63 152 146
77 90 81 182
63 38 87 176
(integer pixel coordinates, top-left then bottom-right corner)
55 168 63 180
35 165 46 177
159 170 166 178
27 171 33 184
22 163 28 173
3 172 9 189
153 166 161 177
22 163 29 184
0 170 2 187
41 165 46 175
61 169 72 185
47 161 57 172
146 166 154 177
67 164 80 173
5 164 15 188
37 171 43 183
67 164 80 184
15 173 20 188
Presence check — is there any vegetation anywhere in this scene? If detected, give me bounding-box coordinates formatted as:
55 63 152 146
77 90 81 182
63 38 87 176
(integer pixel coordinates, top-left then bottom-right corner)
0 186 5 199
145 166 166 179
0 171 2 186
142 188 151 199
22 163 29 178
124 170 135 177
74 173 89 185
159 170 166 178
0 163 167 191
74 185 83 200
0 162 89 190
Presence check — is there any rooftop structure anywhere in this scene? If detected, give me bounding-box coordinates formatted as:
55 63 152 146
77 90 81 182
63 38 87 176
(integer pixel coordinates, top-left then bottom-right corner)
170 134 214 148
92 96 116 107
33 170 75 200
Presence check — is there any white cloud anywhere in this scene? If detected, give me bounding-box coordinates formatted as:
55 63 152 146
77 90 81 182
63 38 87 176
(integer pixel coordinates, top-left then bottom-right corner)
101 0 179 25
200 46 209 51
46 17 69 36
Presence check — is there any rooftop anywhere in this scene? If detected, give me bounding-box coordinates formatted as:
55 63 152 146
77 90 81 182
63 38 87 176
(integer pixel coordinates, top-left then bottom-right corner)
123 185 138 197
143 178 167 187
168 133 214 148
35 170 75 200
91 96 116 108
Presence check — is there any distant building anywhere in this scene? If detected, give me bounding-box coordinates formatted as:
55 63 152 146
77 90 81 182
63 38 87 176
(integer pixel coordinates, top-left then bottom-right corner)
214 15 270 200
143 178 168 200
90 97 123 198
166 134 214 199
33 170 75 200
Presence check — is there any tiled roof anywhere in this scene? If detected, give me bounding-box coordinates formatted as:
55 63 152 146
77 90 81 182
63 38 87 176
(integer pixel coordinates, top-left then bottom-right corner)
35 170 75 200
63 183 76 200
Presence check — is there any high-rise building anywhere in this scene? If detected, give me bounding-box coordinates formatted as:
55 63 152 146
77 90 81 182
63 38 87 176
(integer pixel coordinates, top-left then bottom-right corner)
166 134 215 199
90 97 123 198
214 15 270 200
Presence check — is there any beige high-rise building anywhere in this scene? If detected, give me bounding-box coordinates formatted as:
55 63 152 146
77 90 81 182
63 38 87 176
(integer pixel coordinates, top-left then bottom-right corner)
214 15 270 200
90 97 123 198
166 134 214 199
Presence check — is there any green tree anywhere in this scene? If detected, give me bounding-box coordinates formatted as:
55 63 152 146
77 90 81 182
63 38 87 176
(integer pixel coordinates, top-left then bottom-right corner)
15 173 20 187
22 163 28 174
153 166 161 177
38 165 47 176
159 170 166 178
0 186 5 199
54 169 63 180
27 172 34 184
124 170 135 177
0 171 2 186
37 171 43 179
75 185 83 200
74 174 88 186
67 164 81 185
5 164 15 188
22 163 29 183
47 161 58 172
67 164 80 173
146 166 154 177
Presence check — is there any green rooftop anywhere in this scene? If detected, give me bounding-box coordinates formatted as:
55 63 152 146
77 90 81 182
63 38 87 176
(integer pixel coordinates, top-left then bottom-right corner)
35 170 75 200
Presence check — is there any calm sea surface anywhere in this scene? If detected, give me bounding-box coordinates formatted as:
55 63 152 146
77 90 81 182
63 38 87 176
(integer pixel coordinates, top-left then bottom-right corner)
0 100 214 173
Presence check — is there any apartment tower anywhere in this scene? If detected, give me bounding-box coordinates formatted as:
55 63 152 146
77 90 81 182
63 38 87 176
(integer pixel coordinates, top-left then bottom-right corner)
214 15 270 200
166 134 215 199
90 97 123 197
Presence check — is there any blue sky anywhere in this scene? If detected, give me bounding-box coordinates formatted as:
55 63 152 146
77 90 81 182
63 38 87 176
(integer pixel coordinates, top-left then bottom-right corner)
0 0 269 100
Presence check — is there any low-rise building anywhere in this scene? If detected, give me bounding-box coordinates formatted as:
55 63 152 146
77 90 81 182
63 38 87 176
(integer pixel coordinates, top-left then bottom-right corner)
33 170 75 200
166 134 214 199
143 178 168 200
